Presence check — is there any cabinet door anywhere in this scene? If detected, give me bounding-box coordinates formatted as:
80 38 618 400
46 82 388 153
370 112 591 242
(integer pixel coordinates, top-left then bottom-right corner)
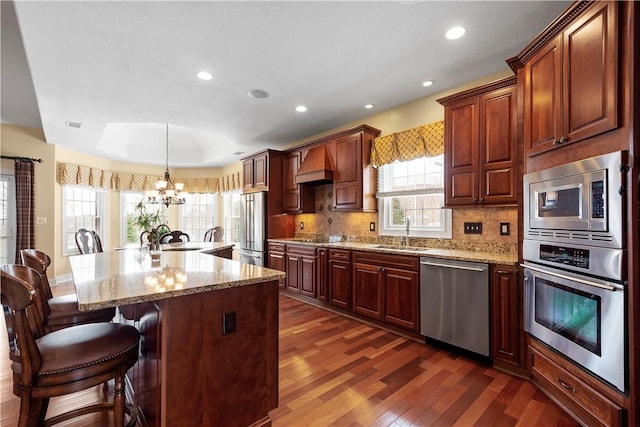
384 267 419 331
317 248 328 302
562 1 618 145
253 152 268 189
267 251 286 288
329 260 351 309
242 159 255 191
299 256 317 298
285 253 300 291
445 97 479 205
352 263 384 321
333 133 363 210
283 152 301 212
490 264 520 367
480 85 517 204
524 36 562 156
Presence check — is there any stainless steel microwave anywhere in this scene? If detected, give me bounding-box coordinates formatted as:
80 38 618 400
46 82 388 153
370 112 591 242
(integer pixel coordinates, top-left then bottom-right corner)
523 151 627 249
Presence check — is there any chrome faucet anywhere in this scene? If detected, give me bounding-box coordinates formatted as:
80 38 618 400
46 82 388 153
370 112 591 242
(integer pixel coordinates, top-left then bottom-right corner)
405 217 410 246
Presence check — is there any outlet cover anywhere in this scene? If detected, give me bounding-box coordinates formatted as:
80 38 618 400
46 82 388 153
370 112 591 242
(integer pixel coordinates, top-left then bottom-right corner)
369 222 376 231
222 312 237 335
500 222 510 236
463 222 482 234
299 222 304 230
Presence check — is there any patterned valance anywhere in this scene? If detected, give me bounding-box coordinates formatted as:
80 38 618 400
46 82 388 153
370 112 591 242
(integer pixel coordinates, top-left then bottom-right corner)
57 163 114 189
57 162 222 194
371 120 444 168
220 172 241 192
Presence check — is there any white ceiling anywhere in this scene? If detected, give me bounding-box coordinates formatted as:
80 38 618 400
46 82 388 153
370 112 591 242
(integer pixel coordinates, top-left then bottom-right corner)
2 1 570 167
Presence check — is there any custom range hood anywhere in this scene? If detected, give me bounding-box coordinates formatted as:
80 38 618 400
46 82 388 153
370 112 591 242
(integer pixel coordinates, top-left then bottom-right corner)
294 145 334 184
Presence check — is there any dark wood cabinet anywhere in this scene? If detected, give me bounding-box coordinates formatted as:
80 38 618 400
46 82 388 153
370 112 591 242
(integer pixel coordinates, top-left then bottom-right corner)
316 248 328 303
352 251 419 332
284 151 314 213
490 264 521 369
328 249 351 309
438 76 518 206
352 262 385 321
267 243 286 289
242 149 285 196
520 1 619 157
329 126 380 212
285 244 317 298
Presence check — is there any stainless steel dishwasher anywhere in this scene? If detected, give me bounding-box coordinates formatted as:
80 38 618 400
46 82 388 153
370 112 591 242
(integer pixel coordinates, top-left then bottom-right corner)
420 257 489 357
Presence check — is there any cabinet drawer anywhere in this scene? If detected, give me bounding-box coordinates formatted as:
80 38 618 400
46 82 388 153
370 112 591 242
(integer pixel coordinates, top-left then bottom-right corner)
286 245 316 257
530 345 622 427
329 249 351 261
352 251 419 271
267 242 286 253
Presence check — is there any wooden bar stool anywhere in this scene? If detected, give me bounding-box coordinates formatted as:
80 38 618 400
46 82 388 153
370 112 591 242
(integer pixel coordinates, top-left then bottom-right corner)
1 264 140 427
20 249 116 333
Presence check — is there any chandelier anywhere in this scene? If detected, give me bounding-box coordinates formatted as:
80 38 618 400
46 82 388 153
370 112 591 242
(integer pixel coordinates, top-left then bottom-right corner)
146 123 187 207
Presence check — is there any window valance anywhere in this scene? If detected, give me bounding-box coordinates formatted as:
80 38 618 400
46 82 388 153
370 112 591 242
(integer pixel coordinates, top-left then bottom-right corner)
57 162 224 194
371 120 444 168
220 172 241 192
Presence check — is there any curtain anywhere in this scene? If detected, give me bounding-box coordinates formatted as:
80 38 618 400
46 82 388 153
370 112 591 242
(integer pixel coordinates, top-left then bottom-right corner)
14 159 36 263
371 120 445 168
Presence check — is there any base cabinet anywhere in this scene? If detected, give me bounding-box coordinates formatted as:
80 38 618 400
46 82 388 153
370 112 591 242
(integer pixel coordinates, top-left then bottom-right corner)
285 244 317 297
267 243 286 289
490 264 521 368
328 249 352 310
529 339 624 427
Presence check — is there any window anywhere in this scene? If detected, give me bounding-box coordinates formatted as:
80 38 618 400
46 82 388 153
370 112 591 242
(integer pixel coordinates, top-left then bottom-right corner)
222 191 241 244
180 193 218 242
1 170 16 264
121 192 167 246
62 186 106 255
377 155 451 238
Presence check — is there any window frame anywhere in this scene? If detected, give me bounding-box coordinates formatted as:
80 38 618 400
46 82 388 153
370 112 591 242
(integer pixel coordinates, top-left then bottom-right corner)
376 156 452 239
61 185 107 255
179 193 218 242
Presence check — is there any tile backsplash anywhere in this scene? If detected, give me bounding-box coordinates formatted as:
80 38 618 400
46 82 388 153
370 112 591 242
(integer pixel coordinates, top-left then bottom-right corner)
293 184 518 255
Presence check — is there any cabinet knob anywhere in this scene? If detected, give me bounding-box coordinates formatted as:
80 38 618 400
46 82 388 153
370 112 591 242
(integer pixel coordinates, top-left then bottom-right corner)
559 136 568 144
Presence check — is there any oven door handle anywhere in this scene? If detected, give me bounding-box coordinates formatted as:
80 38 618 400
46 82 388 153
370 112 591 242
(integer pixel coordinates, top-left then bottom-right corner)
520 263 619 291
421 261 486 272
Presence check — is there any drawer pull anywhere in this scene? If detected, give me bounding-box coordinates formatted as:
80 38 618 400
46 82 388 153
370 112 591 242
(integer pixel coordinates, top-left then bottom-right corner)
557 377 576 394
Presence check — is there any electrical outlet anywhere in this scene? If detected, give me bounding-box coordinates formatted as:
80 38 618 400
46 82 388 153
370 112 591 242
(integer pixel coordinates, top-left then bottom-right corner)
369 222 376 231
500 222 510 236
463 222 482 234
222 312 236 335
299 222 304 230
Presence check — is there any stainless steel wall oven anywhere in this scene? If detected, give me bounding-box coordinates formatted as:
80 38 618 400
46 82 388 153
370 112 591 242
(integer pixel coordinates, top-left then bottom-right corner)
522 151 629 393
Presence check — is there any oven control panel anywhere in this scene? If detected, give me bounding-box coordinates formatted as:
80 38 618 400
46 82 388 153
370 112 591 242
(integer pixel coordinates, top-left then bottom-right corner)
539 244 589 269
592 180 605 219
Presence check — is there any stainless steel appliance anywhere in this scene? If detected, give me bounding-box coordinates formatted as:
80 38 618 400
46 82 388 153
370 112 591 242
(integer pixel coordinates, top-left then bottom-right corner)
523 150 627 248
522 151 629 392
420 257 489 357
238 192 267 266
523 242 626 392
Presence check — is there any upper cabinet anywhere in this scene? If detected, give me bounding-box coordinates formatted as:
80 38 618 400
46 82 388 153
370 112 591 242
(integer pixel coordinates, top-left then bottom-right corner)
437 76 518 207
242 150 269 192
283 151 314 213
330 126 381 212
508 1 619 158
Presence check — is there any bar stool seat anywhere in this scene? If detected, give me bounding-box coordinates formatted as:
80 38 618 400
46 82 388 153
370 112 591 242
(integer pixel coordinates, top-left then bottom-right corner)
1 265 140 427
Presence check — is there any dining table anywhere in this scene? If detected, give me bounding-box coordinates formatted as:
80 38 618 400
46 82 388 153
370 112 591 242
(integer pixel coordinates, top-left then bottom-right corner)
68 244 285 427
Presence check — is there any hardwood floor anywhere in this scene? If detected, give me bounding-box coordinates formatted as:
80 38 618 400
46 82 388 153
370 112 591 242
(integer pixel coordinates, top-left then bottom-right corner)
0 286 578 426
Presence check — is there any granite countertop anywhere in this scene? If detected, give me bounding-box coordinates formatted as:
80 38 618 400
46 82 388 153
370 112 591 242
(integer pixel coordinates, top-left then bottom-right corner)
69 249 285 311
268 238 518 265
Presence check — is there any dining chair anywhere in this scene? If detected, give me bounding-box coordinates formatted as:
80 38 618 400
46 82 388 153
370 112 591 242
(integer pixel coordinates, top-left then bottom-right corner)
1 264 139 427
203 226 224 242
159 230 190 244
75 228 102 254
20 249 116 333
140 224 171 246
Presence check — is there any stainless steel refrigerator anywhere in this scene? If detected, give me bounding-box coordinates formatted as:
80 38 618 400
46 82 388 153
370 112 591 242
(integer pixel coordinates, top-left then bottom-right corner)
238 192 267 266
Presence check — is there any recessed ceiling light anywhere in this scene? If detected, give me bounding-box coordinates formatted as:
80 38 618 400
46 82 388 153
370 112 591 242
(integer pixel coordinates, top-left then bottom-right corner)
233 151 245 156
446 26 466 40
365 104 374 109
248 89 269 99
422 80 434 87
295 105 307 113
197 71 213 80
66 121 83 128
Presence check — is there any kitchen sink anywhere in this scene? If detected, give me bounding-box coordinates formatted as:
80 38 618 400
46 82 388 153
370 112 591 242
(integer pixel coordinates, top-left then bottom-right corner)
373 245 431 252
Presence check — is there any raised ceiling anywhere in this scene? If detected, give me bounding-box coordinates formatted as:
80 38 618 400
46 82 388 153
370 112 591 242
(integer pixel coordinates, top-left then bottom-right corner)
2 1 570 167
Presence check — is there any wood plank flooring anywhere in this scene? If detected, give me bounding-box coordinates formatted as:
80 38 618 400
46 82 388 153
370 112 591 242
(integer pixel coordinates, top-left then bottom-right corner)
0 285 579 426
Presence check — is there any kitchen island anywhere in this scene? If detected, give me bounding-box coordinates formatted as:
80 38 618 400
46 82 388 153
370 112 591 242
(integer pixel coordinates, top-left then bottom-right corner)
69 249 285 427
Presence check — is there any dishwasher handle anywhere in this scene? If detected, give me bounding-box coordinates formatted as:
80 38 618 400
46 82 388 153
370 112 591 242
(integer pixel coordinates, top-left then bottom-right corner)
420 260 486 272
